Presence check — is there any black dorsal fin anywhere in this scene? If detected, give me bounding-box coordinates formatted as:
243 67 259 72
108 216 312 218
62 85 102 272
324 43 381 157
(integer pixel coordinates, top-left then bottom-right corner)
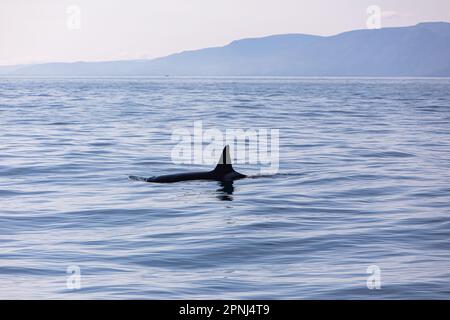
213 145 234 173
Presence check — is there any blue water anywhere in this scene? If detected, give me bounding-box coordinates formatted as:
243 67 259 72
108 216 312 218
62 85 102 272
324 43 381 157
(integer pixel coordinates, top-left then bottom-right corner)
1 77 450 299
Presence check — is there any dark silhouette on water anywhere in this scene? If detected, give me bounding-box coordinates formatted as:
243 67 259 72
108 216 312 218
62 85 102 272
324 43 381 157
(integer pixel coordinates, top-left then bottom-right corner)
130 146 246 183
216 180 235 201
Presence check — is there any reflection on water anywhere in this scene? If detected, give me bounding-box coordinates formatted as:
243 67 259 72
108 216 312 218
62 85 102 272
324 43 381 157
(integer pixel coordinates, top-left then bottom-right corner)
216 180 234 201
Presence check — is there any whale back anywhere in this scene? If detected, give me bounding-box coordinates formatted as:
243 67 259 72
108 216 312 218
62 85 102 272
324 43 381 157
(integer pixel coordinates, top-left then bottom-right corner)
130 145 246 183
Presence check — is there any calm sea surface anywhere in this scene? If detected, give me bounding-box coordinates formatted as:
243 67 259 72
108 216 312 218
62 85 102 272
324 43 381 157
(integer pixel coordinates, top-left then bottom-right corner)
1 77 450 299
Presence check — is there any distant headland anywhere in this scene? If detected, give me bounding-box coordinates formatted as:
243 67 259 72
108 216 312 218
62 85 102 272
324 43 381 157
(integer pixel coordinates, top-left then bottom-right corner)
1 22 450 77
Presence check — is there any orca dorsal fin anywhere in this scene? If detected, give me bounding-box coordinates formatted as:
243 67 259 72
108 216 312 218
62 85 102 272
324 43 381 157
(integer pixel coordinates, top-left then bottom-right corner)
213 145 234 173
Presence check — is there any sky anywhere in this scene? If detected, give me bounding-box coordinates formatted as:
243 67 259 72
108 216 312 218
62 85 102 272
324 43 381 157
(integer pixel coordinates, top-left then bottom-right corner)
1 0 450 66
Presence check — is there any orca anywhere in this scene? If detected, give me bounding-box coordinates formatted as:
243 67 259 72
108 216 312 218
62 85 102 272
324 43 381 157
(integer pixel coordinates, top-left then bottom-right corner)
132 145 246 183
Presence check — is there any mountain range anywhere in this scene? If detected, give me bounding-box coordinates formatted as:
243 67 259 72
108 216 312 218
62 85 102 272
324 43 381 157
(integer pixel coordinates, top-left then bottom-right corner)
1 22 450 76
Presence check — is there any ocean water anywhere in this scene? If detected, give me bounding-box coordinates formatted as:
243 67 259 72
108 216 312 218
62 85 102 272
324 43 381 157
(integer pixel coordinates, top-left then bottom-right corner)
1 77 450 299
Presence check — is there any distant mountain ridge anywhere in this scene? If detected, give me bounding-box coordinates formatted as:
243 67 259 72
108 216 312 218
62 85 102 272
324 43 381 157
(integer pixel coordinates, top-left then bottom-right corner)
1 22 450 76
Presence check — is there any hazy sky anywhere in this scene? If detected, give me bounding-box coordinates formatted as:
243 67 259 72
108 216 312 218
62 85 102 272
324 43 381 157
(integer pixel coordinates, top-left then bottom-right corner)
1 0 449 65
